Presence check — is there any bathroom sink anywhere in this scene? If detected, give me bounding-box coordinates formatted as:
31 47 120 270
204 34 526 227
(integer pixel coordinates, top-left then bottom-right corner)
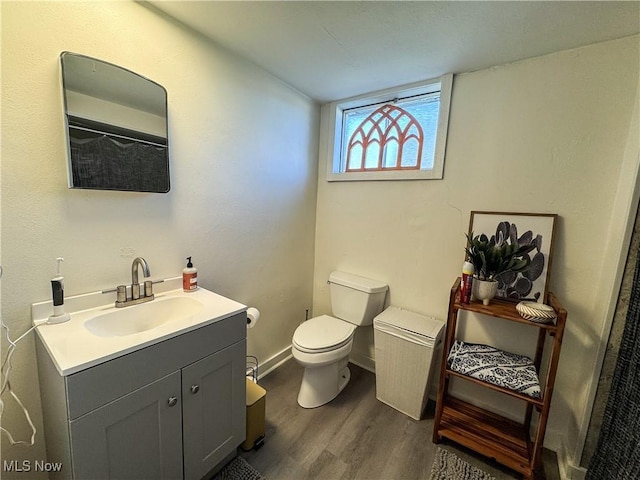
84 296 204 337
33 281 247 375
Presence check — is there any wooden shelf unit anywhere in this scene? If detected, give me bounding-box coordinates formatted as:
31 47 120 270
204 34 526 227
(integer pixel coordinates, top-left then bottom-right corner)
432 278 567 480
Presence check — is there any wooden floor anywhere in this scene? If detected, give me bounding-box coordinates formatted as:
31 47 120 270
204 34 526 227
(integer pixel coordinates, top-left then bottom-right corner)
240 359 560 480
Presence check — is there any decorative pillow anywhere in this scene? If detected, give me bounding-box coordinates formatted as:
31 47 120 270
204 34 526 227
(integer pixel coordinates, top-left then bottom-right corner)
447 341 541 399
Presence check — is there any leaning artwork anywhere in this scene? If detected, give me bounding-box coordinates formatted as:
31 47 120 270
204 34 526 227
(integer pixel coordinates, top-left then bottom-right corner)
468 211 558 302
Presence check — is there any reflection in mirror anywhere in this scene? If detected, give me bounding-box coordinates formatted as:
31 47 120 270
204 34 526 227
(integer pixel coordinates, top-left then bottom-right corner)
60 52 170 193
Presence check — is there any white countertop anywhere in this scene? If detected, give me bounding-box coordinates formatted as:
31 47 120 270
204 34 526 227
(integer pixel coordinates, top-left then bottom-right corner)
33 283 247 376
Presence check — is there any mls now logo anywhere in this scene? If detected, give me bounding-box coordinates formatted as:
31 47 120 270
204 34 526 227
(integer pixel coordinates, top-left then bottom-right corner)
3 460 63 473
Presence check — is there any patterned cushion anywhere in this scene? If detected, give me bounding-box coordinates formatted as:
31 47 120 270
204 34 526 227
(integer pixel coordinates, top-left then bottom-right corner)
447 341 541 399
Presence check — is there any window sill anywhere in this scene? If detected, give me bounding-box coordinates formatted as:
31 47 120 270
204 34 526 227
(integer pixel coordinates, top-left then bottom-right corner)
326 168 443 182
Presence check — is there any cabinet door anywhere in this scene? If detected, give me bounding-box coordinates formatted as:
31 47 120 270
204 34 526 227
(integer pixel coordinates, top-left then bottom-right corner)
182 340 246 480
70 371 183 480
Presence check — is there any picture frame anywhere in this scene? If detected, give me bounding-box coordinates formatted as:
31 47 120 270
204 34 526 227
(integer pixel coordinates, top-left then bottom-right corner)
467 211 558 302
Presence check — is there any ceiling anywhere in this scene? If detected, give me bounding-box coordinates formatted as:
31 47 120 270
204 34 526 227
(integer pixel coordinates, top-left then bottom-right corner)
147 1 640 102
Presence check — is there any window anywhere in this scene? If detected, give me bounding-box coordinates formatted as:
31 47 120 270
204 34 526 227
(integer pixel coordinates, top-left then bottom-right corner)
325 74 453 181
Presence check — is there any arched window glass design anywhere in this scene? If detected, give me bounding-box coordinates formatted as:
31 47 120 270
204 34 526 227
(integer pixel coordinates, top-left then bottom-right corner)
345 104 424 171
327 75 453 181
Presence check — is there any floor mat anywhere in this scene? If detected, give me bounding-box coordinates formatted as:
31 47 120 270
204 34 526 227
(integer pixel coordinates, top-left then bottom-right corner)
429 447 496 480
213 456 265 480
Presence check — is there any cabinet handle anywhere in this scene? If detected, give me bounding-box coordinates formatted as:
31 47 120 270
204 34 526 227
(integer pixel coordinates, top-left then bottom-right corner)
190 384 200 394
168 396 178 407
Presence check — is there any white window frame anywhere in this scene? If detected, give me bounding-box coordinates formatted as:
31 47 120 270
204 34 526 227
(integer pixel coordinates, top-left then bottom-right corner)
324 74 453 182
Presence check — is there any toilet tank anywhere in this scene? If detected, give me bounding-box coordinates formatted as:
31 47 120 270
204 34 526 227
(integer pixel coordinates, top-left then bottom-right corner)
329 271 388 326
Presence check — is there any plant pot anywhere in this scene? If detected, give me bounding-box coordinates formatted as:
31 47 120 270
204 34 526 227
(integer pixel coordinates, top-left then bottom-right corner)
472 279 499 305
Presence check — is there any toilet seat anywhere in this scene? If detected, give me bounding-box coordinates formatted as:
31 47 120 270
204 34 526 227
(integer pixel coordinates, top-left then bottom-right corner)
292 315 356 353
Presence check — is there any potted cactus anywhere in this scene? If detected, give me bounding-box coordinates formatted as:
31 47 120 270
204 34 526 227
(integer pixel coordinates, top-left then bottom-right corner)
465 229 537 304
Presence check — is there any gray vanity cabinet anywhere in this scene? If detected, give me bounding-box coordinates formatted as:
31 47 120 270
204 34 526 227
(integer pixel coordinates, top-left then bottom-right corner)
182 341 246 480
36 312 247 480
69 371 183 479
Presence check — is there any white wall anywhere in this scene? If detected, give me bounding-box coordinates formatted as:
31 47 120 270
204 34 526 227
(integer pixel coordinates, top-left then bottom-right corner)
314 35 639 474
2 2 638 477
1 2 318 475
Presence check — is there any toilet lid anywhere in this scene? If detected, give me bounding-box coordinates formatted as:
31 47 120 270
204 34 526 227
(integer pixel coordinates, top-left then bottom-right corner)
293 315 356 352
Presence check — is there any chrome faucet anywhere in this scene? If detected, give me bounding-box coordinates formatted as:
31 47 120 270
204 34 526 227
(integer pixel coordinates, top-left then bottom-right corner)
131 257 150 300
114 257 154 308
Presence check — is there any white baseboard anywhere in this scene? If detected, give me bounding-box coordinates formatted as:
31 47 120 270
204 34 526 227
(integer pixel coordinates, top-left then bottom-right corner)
257 346 292 380
551 434 587 480
348 351 375 373
563 463 587 480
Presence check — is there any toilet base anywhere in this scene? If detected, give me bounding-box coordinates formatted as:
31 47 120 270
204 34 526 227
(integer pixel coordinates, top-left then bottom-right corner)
297 358 351 408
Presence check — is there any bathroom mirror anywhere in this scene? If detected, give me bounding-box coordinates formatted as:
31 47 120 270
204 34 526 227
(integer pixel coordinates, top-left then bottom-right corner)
60 52 170 193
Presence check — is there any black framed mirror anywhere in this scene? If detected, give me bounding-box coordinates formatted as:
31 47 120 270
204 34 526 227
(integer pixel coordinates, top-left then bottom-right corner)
60 52 170 193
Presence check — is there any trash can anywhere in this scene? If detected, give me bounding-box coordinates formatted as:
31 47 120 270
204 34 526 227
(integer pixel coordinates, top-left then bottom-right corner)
241 378 266 451
373 306 444 420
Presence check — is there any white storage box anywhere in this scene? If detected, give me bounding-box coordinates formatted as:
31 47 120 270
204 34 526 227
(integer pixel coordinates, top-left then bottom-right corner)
373 306 444 420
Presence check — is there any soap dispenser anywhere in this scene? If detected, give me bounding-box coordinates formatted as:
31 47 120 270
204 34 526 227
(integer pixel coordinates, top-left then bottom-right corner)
183 257 198 292
48 257 70 324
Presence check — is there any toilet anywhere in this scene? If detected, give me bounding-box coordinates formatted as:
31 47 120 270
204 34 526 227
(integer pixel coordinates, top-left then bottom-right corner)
292 271 388 408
